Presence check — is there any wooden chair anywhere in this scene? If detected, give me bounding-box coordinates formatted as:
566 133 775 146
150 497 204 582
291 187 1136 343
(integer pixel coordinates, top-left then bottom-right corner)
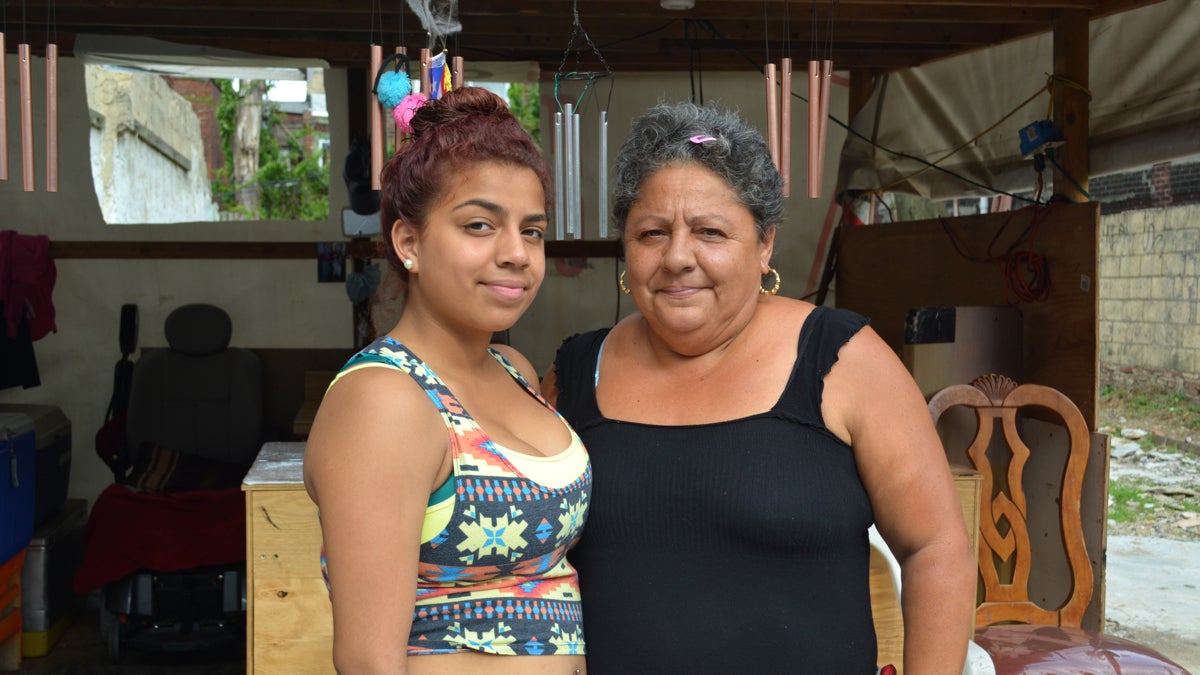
928 374 1188 674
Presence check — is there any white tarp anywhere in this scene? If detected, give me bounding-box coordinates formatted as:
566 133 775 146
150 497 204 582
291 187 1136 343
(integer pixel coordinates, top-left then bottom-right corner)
73 34 328 81
837 0 1200 201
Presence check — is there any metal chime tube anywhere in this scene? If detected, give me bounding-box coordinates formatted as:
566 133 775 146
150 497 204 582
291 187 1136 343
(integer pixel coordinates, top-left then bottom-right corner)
765 63 779 170
46 42 58 192
395 46 407 146
0 32 8 181
780 58 792 198
19 43 34 192
420 48 431 99
369 44 383 190
815 59 833 198
571 111 581 239
554 112 564 240
598 111 608 239
563 102 575 238
451 56 463 89
807 60 820 198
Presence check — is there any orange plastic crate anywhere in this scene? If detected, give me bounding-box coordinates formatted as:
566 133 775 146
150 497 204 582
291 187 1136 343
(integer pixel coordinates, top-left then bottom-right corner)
0 550 26 671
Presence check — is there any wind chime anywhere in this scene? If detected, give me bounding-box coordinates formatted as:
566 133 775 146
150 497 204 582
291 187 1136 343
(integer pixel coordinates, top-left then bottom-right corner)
1 1 7 183
807 0 834 199
368 0 464 190
762 0 793 197
553 0 614 241
3 0 58 192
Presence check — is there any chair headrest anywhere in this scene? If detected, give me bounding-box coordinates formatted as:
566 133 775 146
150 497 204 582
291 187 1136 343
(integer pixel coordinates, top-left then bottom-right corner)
165 304 232 356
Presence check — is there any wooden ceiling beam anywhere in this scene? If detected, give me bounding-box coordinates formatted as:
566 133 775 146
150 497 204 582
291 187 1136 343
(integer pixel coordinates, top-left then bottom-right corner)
4 0 1169 75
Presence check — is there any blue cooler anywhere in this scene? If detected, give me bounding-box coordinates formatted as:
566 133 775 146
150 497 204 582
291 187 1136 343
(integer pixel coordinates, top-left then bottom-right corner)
0 413 36 564
0 405 71 530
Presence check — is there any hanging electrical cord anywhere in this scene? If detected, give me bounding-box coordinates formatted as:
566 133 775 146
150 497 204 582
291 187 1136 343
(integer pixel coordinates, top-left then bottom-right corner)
939 194 1054 304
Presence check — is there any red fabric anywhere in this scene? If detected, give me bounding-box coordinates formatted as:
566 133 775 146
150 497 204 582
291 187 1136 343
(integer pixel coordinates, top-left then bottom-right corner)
975 624 1189 674
73 483 245 595
0 230 57 340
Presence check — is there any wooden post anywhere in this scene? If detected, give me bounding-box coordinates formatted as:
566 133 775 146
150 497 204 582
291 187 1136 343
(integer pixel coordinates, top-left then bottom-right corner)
846 69 879 128
1052 9 1089 203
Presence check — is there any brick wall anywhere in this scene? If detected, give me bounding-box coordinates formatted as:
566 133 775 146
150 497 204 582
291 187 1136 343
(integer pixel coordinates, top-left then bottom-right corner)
1090 159 1200 214
1099 202 1200 397
166 77 224 181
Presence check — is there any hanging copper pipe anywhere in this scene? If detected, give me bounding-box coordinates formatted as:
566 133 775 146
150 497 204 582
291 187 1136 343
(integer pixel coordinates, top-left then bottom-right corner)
19 43 34 192
807 60 820 198
420 48 431 100
394 46 408 148
780 58 793 198
765 63 779 171
46 43 59 193
0 32 8 181
814 59 833 198
370 44 383 190
452 56 464 90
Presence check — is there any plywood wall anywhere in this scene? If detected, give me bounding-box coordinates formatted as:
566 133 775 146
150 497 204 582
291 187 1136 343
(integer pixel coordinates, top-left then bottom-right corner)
835 202 1100 429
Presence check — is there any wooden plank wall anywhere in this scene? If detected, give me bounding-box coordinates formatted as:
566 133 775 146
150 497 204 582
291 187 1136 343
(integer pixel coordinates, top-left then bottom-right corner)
835 201 1100 430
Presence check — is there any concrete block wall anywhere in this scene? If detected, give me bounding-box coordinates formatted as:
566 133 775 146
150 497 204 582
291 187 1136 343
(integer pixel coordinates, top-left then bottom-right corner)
1099 202 1200 396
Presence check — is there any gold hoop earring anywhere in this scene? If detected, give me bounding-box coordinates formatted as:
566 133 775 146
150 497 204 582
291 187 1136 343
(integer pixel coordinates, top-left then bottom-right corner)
760 267 781 295
619 270 631 295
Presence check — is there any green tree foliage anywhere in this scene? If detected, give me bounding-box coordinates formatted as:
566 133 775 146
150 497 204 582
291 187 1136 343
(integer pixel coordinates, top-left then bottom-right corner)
507 82 541 149
212 79 329 220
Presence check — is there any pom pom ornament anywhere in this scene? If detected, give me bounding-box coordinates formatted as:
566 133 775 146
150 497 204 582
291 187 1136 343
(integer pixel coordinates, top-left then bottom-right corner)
376 70 412 109
372 51 415 110
394 93 429 135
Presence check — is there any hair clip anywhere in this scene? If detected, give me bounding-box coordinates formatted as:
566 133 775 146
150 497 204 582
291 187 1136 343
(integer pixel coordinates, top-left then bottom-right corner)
689 134 718 144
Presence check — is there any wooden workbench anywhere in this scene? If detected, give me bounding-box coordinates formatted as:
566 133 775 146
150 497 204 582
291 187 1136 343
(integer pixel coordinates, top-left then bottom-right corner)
242 442 980 675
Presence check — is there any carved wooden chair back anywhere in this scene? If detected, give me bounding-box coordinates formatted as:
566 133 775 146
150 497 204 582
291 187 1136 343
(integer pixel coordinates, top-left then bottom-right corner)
927 374 1092 628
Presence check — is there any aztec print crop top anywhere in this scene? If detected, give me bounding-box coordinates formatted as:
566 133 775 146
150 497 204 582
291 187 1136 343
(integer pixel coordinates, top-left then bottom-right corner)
319 337 591 656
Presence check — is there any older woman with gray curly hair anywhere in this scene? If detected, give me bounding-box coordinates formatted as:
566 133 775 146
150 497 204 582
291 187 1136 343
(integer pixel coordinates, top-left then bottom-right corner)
543 101 975 674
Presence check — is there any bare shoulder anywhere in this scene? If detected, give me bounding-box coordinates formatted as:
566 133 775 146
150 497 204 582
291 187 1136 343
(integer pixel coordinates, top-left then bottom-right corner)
747 295 820 342
302 365 446 503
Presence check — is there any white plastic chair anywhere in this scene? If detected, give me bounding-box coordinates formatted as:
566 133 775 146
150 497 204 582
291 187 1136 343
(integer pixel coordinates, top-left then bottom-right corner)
868 524 995 675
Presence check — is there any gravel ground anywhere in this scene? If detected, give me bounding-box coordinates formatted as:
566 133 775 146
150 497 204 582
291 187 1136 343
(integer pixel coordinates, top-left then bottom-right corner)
1098 396 1200 671
1100 426 1200 542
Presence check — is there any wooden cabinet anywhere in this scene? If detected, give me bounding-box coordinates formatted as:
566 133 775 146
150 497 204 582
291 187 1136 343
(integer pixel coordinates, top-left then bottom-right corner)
243 442 334 674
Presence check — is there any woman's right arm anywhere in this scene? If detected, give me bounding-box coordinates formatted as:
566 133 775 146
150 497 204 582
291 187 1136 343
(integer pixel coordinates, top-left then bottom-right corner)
303 367 449 674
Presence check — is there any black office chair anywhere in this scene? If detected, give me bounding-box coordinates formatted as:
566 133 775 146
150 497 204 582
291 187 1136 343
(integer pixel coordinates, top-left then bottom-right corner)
78 303 262 662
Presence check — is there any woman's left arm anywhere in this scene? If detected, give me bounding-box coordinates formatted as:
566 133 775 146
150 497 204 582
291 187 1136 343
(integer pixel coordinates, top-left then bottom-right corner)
822 325 977 675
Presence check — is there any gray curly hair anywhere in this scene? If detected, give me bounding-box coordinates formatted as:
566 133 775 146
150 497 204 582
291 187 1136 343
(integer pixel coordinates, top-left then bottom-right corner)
611 101 785 240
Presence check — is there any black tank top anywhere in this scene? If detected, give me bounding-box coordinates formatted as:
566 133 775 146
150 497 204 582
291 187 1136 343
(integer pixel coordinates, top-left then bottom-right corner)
553 305 878 674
